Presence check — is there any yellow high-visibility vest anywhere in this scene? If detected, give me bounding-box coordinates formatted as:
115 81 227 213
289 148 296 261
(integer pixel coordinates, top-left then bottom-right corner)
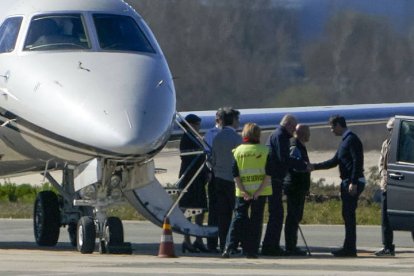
233 143 272 197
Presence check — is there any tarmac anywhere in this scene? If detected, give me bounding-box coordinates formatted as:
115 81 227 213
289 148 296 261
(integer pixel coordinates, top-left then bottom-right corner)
0 219 413 275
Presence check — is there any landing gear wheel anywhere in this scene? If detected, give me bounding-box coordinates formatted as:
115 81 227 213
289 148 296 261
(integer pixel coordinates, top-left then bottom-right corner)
68 222 77 247
104 217 124 247
33 191 60 246
411 231 414 242
77 216 96 254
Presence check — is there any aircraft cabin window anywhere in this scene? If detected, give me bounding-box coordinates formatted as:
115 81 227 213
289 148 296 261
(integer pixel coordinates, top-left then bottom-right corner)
93 14 155 53
24 14 90 51
397 120 414 163
0 17 23 53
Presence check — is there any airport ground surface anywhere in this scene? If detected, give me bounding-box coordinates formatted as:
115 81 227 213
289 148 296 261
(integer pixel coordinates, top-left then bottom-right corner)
0 219 414 275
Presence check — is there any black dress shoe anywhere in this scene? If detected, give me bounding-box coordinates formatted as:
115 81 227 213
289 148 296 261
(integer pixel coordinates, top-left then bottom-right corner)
331 248 357 257
285 248 308 256
221 250 230 258
261 246 285 256
229 248 241 255
193 240 209 253
208 247 220 254
182 242 200 253
246 253 258 259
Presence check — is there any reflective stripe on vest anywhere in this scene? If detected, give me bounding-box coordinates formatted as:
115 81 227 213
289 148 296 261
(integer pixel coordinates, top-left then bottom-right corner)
233 144 272 196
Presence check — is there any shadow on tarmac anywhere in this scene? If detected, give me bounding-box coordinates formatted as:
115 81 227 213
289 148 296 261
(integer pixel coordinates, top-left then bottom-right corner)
1 242 413 259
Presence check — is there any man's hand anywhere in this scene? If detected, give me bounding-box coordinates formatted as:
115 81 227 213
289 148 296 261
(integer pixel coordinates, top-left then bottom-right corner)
242 191 252 201
349 183 358 196
252 191 261 200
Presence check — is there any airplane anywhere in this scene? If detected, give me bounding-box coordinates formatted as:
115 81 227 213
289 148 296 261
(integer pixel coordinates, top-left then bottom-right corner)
1 0 414 254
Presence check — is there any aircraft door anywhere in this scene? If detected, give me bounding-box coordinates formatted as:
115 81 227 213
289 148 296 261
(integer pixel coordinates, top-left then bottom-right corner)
387 117 414 231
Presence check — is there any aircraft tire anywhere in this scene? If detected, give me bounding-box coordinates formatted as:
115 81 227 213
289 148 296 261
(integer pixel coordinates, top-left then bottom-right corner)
77 216 96 254
33 191 60 246
104 217 124 247
68 222 77 247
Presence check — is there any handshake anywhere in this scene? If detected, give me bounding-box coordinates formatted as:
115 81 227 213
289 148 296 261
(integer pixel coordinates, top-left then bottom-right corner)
306 163 314 172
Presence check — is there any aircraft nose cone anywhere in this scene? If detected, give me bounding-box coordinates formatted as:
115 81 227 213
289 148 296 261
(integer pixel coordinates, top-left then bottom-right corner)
108 89 176 155
21 52 176 157
91 55 176 155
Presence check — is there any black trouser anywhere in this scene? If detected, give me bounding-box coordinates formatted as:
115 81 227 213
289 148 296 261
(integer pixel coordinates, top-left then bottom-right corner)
207 174 218 250
284 191 306 251
262 178 284 250
340 180 364 251
225 196 266 255
215 177 235 251
381 191 394 249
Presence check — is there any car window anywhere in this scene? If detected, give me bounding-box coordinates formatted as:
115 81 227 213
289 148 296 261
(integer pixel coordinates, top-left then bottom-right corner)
0 17 23 53
24 14 90 51
397 120 414 163
93 14 155 53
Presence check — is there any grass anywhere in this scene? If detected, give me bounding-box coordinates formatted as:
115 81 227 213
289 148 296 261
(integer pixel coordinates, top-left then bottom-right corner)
0 202 34 219
1 200 380 225
302 200 380 225
2 198 380 225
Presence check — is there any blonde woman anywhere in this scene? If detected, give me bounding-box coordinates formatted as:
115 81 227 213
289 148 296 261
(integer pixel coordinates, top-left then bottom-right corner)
222 123 272 258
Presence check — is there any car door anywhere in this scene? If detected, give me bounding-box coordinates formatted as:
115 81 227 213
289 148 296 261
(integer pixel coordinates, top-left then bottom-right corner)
387 116 414 231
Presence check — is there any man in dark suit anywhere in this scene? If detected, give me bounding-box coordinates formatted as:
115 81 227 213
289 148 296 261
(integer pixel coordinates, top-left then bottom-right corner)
312 115 365 257
284 124 311 256
261 114 309 256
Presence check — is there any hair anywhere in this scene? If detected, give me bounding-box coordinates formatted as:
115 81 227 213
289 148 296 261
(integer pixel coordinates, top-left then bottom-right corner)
222 107 240 126
216 107 225 120
280 114 297 127
386 117 395 130
295 124 310 139
242 122 261 142
329 115 347 128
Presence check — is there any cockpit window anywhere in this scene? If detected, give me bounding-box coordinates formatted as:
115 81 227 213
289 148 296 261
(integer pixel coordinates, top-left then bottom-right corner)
0 17 23 53
93 14 155 53
24 14 90 51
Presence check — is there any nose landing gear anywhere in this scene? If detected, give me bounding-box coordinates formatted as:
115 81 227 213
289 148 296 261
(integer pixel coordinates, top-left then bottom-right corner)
77 215 132 254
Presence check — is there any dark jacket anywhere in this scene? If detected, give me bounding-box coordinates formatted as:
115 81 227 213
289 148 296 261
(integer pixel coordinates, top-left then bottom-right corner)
178 131 208 209
266 126 307 180
179 132 207 188
314 130 364 184
284 138 311 195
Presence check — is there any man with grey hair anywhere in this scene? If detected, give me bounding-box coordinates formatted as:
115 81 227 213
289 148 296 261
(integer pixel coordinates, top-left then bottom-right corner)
261 114 309 256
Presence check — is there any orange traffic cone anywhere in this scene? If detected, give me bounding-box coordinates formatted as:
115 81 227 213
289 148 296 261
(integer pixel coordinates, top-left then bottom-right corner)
158 217 177 258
